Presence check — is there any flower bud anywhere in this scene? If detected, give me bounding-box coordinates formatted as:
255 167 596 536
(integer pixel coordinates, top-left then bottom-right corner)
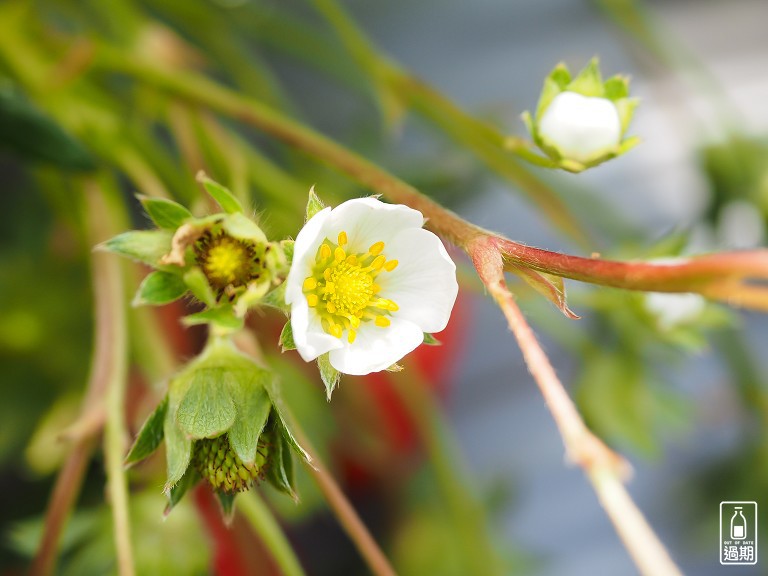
522 58 639 172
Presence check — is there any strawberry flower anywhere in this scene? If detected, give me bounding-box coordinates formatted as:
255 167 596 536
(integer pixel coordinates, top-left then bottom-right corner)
285 197 458 376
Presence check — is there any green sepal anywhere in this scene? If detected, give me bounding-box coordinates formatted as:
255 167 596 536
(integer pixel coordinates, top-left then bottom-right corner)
183 267 217 308
265 417 297 501
221 212 267 244
509 264 580 319
535 77 565 122
305 186 326 221
216 492 237 526
198 173 243 214
617 135 641 155
176 369 237 440
97 230 173 268
280 240 295 265
164 468 200 517
133 271 188 307
422 333 442 346
566 57 604 97
138 195 193 230
603 75 630 100
279 322 296 352
615 98 640 134
227 381 272 465
183 306 245 333
317 353 340 401
164 387 193 490
125 395 168 466
263 379 312 465
259 282 289 313
549 62 571 89
233 281 272 317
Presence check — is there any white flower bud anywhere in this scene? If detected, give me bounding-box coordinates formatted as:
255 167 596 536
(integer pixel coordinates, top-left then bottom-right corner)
537 91 622 164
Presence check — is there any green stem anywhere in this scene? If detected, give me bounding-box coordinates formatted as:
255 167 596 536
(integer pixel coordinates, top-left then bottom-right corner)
237 492 307 576
92 181 134 576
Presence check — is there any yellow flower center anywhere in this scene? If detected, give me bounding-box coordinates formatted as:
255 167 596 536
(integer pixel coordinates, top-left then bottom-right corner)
303 231 399 343
195 231 262 293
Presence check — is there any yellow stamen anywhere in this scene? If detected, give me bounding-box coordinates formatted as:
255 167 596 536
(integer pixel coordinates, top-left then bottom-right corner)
326 302 337 313
318 243 331 261
347 330 357 344
375 316 391 327
307 294 319 307
303 277 317 291
372 284 382 293
338 231 348 246
371 255 385 270
329 323 343 338
369 241 385 255
384 259 399 272
334 247 346 262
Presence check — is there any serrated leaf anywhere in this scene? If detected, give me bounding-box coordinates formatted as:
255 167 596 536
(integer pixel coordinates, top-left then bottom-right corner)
567 57 604 97
265 418 297 500
164 469 200 517
305 186 325 221
183 267 217 308
0 86 96 171
133 271 188 307
164 393 192 489
279 322 296 351
125 396 168 466
183 306 244 332
228 380 272 465
216 492 237 526
198 173 243 214
422 333 442 346
509 264 580 319
98 230 173 267
138 196 193 230
176 369 237 439
317 353 340 401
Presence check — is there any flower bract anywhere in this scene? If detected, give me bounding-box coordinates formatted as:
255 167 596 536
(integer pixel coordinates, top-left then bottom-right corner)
285 198 458 376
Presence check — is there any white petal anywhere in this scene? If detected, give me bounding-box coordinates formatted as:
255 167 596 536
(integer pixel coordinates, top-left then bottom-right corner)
538 91 621 163
377 228 458 333
329 316 424 376
285 206 332 306
324 197 424 254
289 297 344 362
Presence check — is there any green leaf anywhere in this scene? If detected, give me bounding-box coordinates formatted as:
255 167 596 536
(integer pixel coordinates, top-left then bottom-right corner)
125 396 168 466
305 186 326 221
279 322 296 351
422 333 442 346
164 393 193 489
227 382 272 465
176 368 237 439
217 492 237 525
265 418 297 500
183 306 244 333
97 230 173 267
138 196 193 230
183 267 217 308
317 353 340 401
0 86 96 171
567 57 604 97
133 271 188 307
198 173 243 214
164 469 200 517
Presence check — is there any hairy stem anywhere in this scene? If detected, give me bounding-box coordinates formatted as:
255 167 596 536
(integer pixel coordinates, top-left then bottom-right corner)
238 492 307 576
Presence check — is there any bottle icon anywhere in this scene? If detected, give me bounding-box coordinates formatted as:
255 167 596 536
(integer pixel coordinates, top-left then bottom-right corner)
731 507 747 540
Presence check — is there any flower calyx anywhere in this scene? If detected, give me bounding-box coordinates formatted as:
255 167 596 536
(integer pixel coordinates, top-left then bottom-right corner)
125 336 311 520
521 58 639 172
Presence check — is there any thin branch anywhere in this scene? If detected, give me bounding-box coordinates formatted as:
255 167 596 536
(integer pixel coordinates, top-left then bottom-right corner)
238 492 307 576
31 180 130 576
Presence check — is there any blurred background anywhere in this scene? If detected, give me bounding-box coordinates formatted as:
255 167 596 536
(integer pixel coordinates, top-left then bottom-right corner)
1 0 767 574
